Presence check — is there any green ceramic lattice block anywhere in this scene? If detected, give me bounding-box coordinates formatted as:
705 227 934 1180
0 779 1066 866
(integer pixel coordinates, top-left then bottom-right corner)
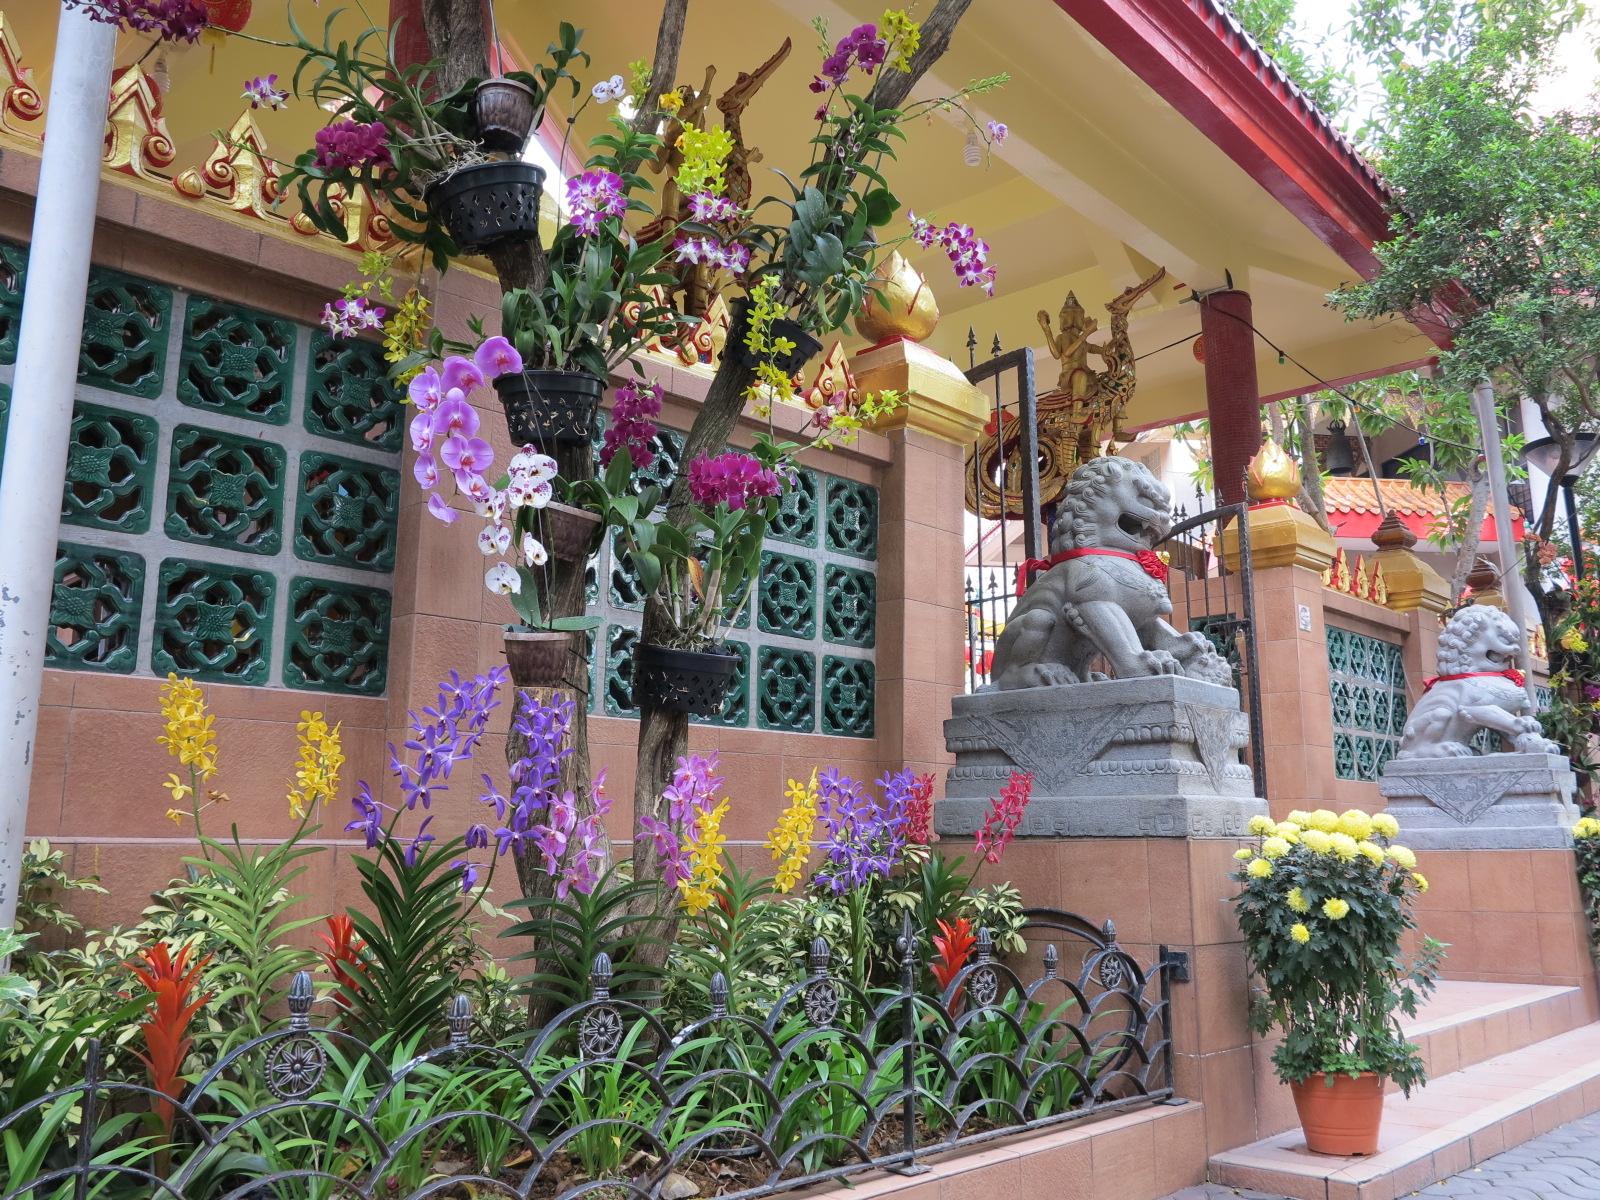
824 476 879 560
0 383 10 473
757 646 815 732
758 551 817 638
631 427 682 496
79 267 171 397
63 401 158 534
0 240 26 365
165 425 285 555
294 450 401 572
151 558 274 684
823 564 876 648
305 332 403 452
178 295 296 424
609 530 646 609
605 624 639 716
822 656 874 737
1327 626 1406 781
48 541 144 674
284 576 391 695
769 468 819 547
689 640 750 728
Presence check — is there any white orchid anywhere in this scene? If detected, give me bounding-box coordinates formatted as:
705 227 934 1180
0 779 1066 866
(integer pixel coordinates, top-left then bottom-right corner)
478 524 512 557
522 533 548 567
485 562 521 594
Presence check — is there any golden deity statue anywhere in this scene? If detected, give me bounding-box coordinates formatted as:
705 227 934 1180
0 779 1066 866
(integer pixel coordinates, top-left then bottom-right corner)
967 267 1167 519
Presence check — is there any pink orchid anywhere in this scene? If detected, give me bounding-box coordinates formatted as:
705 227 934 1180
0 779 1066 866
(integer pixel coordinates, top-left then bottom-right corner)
474 336 523 380
426 493 458 524
441 355 486 396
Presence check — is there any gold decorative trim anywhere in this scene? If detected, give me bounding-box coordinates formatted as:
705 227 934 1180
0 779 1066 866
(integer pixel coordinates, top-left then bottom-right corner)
104 64 176 180
0 14 40 141
198 110 281 220
1322 547 1388 606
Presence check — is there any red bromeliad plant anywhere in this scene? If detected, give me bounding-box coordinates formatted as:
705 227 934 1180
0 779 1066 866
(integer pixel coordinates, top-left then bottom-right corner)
930 917 976 991
127 943 213 1132
318 914 367 1008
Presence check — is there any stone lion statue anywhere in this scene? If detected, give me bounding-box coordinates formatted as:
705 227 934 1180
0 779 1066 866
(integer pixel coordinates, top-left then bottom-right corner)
986 457 1232 690
1396 603 1558 758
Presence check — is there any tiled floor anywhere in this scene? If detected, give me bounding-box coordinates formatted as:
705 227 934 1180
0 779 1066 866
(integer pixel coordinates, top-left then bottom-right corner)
1159 1110 1600 1199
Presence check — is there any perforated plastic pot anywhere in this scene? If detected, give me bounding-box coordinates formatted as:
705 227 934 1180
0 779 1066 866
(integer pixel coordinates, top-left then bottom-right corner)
633 642 740 717
426 161 544 255
494 369 603 450
727 299 823 375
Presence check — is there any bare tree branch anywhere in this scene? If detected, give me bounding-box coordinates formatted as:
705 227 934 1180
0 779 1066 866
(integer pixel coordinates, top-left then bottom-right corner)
866 0 974 109
632 0 690 133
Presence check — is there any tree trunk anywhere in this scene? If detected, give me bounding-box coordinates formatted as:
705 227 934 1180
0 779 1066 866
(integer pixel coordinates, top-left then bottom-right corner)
1295 398 1331 532
864 0 974 109
1449 470 1489 603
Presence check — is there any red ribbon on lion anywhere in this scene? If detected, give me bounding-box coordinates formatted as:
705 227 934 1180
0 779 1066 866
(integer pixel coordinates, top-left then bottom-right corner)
1421 668 1526 692
1015 547 1169 597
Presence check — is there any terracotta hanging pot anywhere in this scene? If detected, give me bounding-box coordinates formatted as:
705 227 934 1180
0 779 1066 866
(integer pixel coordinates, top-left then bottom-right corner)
473 77 539 155
503 629 575 687
540 501 601 563
1290 1072 1384 1156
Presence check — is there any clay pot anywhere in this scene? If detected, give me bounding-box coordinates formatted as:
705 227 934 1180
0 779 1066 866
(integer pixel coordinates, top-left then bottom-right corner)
503 629 575 687
472 77 538 154
540 501 601 563
1290 1072 1384 1155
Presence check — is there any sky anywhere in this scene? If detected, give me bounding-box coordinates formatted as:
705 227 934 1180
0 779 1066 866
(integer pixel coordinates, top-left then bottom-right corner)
1295 2 1599 134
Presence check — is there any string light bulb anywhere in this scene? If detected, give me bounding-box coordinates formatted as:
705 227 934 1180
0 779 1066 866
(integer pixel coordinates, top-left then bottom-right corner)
963 131 982 167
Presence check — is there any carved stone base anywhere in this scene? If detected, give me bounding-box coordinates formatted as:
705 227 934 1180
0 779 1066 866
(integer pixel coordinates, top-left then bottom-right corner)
1378 753 1579 850
937 676 1268 839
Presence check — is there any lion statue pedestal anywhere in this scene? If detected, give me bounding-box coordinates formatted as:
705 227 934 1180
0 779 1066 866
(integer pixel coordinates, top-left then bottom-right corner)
1378 604 1578 850
940 457 1267 839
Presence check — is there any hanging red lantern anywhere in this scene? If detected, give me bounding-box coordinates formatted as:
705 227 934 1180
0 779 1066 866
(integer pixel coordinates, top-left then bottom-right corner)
199 0 250 70
203 0 251 32
1191 334 1205 363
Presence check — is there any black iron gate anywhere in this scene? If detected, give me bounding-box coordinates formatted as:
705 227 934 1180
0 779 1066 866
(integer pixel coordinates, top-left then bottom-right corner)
960 341 1266 795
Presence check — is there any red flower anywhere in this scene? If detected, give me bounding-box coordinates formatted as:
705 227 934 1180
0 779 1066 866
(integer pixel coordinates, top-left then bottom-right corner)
931 917 976 992
127 942 212 1132
972 770 1033 865
318 915 367 1007
905 773 938 845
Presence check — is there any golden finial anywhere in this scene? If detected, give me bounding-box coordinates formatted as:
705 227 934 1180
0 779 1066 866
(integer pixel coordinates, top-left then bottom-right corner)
1246 438 1301 502
858 251 939 344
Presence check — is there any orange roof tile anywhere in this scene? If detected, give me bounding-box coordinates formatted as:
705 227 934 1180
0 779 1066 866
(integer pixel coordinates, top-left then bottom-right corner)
1320 477 1521 521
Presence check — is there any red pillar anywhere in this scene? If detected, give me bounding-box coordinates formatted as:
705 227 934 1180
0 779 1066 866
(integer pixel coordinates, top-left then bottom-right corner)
388 0 433 68
1199 290 1261 507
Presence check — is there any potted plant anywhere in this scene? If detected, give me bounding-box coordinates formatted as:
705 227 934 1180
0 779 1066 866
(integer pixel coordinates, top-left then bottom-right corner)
266 14 587 264
1231 808 1442 1155
490 114 683 450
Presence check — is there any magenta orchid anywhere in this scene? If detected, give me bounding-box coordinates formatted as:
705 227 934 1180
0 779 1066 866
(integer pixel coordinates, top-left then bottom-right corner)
810 23 889 92
65 0 206 42
687 192 741 223
907 212 998 295
600 378 663 470
686 452 783 511
986 120 1008 144
313 119 392 171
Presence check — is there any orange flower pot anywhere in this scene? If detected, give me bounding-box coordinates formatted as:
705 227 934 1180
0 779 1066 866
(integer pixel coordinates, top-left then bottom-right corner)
1289 1071 1384 1155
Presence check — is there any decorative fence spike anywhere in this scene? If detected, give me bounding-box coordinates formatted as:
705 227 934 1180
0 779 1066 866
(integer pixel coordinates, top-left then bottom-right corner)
709 973 729 1018
287 970 313 1032
1043 944 1058 980
808 936 831 975
591 951 614 1000
448 994 473 1050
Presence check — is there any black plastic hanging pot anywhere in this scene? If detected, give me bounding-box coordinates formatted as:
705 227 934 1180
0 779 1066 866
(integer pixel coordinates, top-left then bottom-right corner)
727 299 823 375
634 642 740 717
494 370 603 450
472 77 539 154
426 161 545 255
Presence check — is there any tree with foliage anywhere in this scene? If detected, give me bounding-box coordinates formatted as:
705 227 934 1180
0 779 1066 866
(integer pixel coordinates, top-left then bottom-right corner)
1334 0 1598 607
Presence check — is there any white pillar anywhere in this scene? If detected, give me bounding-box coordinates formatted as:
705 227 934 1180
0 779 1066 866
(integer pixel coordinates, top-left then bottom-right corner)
0 7 116 931
1472 381 1541 709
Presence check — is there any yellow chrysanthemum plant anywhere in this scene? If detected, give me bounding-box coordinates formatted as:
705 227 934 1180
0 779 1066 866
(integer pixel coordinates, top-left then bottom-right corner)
1572 815 1600 945
1231 809 1443 1097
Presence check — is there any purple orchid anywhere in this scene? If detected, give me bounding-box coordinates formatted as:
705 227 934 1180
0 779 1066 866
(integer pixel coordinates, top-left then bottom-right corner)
813 767 912 894
313 119 392 171
565 169 627 236
600 379 663 469
243 74 288 111
686 452 783 511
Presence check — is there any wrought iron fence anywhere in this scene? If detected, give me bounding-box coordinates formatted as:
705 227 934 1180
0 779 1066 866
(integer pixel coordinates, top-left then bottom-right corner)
1 911 1182 1200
